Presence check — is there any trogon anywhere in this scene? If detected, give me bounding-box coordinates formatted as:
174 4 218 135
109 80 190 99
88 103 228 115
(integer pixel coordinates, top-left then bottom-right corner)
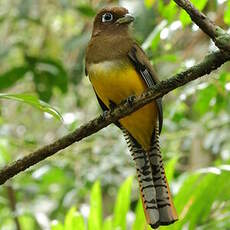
85 7 178 229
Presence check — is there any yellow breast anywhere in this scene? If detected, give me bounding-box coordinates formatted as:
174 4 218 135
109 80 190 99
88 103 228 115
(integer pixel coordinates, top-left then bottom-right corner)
88 60 157 150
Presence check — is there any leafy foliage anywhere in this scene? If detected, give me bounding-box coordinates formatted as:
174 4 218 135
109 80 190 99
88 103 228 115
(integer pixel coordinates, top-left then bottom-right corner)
113 176 133 230
0 66 29 90
89 181 102 230
0 93 63 121
50 166 230 229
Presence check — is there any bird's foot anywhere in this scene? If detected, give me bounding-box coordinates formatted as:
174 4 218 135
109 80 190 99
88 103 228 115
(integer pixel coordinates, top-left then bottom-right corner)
122 95 136 107
100 110 110 120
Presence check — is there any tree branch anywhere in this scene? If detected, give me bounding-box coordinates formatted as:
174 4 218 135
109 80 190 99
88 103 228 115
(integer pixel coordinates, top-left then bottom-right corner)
0 50 229 185
173 0 230 52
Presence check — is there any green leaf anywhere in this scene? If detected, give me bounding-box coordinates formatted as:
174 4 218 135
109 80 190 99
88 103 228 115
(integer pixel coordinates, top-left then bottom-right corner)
88 181 102 230
144 0 156 8
19 215 37 230
180 0 208 26
201 216 230 230
0 15 6 24
25 55 68 102
188 169 230 229
103 217 113 230
51 221 64 230
64 207 86 230
179 11 190 27
158 1 177 22
76 4 96 18
168 173 200 230
194 0 210 10
132 199 146 230
34 166 66 187
154 54 178 64
173 173 200 216
113 176 133 230
224 1 230 25
194 85 217 115
0 139 11 167
0 93 63 121
0 66 29 90
165 156 179 183
186 174 217 229
170 166 230 229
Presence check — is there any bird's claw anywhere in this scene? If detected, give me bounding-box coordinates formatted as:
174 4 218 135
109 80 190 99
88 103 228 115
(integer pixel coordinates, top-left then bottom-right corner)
123 95 136 106
101 110 110 120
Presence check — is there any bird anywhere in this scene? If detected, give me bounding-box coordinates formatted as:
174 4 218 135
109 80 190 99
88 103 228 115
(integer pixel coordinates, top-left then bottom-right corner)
85 6 178 229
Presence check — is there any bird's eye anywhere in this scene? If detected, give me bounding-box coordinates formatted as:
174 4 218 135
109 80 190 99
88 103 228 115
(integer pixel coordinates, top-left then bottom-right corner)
102 13 113 23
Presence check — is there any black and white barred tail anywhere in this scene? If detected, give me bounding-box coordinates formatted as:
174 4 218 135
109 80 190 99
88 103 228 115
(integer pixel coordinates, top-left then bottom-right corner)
123 125 178 229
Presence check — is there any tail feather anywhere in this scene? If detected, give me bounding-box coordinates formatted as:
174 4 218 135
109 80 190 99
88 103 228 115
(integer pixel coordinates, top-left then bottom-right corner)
126 133 160 226
123 127 178 229
148 125 178 227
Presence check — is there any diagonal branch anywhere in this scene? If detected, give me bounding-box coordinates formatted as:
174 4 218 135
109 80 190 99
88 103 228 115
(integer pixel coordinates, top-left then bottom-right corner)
173 0 230 52
0 50 229 185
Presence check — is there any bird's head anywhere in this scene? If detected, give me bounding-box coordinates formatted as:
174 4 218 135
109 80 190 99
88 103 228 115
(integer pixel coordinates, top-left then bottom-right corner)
92 7 134 37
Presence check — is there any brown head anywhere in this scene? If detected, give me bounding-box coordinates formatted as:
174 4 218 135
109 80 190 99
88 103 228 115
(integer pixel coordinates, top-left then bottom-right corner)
92 7 134 37
86 7 134 65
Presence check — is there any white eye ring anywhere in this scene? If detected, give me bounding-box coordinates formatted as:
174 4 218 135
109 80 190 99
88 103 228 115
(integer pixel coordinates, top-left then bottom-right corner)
102 13 113 22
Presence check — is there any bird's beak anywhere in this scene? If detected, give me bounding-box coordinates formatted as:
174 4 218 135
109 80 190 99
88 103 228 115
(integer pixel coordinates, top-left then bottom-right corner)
116 13 134 25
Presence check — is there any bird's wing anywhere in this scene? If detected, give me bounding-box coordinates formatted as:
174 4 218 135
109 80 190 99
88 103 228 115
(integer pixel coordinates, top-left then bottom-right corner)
128 43 163 134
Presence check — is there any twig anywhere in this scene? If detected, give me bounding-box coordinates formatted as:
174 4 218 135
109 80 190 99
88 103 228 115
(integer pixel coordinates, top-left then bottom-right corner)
0 50 229 185
6 185 21 230
173 0 230 52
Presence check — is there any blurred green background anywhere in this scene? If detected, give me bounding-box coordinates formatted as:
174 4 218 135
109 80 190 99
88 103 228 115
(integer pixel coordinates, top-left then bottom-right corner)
0 0 230 229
